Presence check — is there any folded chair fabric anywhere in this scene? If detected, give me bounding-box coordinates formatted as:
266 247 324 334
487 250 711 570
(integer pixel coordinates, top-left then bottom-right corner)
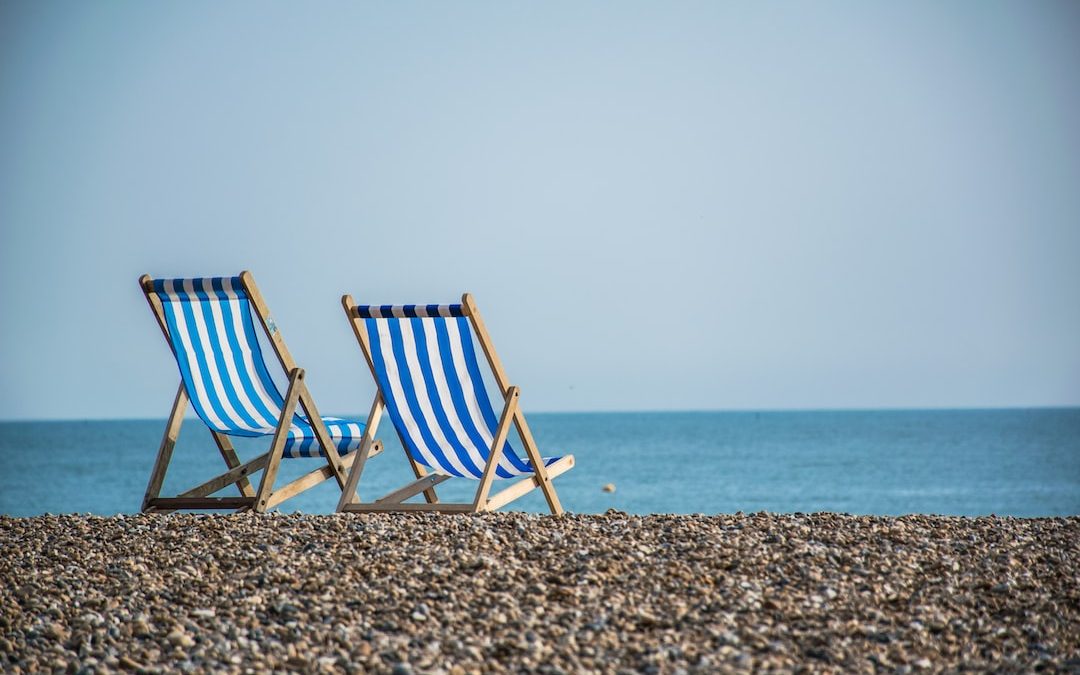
139 272 380 513
336 294 574 514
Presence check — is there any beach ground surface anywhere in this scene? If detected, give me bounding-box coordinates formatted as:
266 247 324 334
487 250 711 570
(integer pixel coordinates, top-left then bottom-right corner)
1 512 1077 673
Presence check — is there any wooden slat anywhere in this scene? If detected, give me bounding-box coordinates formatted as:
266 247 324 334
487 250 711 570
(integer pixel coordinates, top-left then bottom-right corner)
210 431 255 497
375 473 452 504
296 380 346 487
463 293 564 515
471 386 519 511
461 293 511 392
239 271 298 374
147 497 255 510
253 368 304 513
512 406 564 515
139 274 173 348
178 452 271 499
141 384 188 512
336 394 385 511
341 502 475 514
405 454 440 504
264 443 381 510
484 455 575 512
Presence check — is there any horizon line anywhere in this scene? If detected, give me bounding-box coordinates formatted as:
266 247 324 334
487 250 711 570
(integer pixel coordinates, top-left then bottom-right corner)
2 404 1078 424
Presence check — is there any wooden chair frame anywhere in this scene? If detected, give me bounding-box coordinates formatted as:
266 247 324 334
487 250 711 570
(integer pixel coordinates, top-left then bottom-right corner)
336 293 573 515
139 271 382 513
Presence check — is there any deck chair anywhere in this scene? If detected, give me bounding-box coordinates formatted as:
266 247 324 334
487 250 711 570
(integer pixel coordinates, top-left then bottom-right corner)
139 272 382 513
336 293 574 515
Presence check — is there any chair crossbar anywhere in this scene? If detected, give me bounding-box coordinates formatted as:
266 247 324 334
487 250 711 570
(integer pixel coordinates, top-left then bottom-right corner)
179 452 271 498
341 502 476 514
354 304 467 319
375 474 452 504
146 497 256 510
485 455 575 511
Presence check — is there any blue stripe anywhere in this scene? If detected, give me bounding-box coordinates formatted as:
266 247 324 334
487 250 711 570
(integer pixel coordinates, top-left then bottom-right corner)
153 277 246 300
355 304 466 318
410 318 484 478
160 289 259 436
237 297 286 411
432 318 514 478
366 319 437 471
197 282 261 430
360 314 547 478
456 316 532 473
281 419 366 458
173 292 240 434
210 279 280 428
161 301 220 431
385 320 464 477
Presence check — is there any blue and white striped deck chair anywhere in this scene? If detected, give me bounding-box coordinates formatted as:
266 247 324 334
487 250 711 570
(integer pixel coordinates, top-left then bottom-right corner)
138 272 382 513
336 293 574 514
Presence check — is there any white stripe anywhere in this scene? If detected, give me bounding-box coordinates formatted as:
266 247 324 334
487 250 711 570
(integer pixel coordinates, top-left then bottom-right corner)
221 278 283 428
165 280 229 431
421 319 488 477
203 281 270 430
373 320 447 473
444 318 521 476
397 320 473 477
183 279 265 433
158 279 243 303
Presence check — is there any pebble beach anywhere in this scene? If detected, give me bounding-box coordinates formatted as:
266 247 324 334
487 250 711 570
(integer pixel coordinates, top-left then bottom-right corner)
2 512 1077 673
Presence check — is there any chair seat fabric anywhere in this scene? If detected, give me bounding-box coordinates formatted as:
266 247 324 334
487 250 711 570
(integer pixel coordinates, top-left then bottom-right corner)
427 455 562 478
281 416 366 459
220 415 366 458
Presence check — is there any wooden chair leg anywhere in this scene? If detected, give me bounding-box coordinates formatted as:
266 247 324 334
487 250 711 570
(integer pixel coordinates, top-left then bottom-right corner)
485 455 575 512
253 368 305 513
142 384 188 512
336 395 385 511
513 407 564 515
297 384 348 488
472 387 519 511
406 455 440 504
211 431 254 497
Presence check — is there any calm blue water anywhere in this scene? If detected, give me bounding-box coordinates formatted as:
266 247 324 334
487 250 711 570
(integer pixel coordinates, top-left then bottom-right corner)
1 409 1077 517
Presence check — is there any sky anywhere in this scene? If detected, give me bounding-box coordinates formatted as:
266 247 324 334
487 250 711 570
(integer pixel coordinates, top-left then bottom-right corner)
1 1 1078 420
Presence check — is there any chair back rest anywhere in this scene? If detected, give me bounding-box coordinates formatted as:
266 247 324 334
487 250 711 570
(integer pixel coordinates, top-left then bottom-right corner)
150 277 288 435
355 304 533 479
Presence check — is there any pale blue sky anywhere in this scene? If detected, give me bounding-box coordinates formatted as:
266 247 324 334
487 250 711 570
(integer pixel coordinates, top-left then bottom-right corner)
1 1 1078 420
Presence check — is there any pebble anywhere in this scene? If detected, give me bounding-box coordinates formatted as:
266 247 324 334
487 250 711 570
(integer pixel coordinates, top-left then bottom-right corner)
0 512 1077 672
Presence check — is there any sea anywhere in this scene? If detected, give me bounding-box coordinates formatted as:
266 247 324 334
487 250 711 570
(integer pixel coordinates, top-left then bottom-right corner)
1 409 1078 518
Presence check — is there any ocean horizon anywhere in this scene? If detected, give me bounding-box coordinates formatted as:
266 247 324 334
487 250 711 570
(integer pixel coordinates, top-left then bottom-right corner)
2 407 1077 518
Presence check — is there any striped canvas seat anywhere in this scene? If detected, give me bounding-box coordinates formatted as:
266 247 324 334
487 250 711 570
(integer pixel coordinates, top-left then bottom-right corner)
357 304 562 479
152 277 365 458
